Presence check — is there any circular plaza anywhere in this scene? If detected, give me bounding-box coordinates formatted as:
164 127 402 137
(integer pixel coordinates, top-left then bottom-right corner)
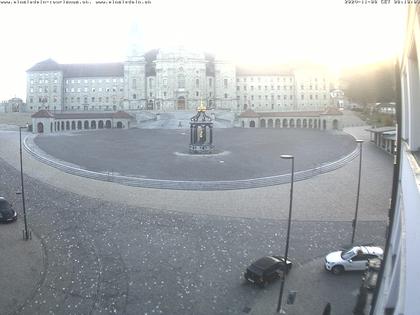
30 128 357 189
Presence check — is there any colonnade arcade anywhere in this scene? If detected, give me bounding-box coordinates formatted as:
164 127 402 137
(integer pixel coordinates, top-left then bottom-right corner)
51 119 115 132
244 117 339 130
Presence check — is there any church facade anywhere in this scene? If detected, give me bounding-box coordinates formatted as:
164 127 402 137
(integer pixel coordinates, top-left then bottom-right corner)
26 47 331 114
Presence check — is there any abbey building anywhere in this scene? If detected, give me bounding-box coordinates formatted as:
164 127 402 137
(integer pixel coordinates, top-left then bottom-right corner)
26 47 331 114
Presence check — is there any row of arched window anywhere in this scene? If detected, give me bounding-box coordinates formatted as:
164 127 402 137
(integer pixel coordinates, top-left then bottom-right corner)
49 120 120 132
244 118 339 130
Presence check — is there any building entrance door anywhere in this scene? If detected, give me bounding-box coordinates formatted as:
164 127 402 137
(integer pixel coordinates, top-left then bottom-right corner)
177 97 186 110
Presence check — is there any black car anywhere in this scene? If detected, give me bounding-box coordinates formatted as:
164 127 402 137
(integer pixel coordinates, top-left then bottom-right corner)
0 197 17 223
244 255 292 287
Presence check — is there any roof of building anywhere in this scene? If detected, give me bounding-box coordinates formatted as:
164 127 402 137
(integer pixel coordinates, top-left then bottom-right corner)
365 126 396 133
31 110 134 120
321 107 343 115
258 111 322 117
27 59 124 78
239 109 260 118
27 59 61 72
61 63 124 78
31 109 55 118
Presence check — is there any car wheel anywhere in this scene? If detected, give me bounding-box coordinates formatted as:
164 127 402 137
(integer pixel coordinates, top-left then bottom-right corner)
331 265 344 275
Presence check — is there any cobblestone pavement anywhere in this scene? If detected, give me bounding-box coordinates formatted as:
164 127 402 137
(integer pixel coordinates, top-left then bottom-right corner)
0 125 393 314
0 159 386 315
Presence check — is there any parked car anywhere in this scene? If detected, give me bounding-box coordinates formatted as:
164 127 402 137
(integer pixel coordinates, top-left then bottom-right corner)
244 255 292 287
0 197 17 223
324 245 383 275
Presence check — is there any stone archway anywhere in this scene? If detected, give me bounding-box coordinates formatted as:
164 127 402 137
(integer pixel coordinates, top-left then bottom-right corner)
177 97 186 110
71 121 76 130
117 121 123 128
98 120 104 129
323 119 327 130
260 119 266 128
267 119 273 128
283 119 288 128
84 120 89 129
105 120 112 128
333 119 339 130
290 119 295 128
275 119 281 128
250 120 255 128
77 121 82 130
37 122 44 133
66 121 70 130
297 119 301 128
91 121 97 129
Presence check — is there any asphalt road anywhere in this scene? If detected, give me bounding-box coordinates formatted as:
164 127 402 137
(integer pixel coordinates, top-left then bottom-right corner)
34 128 356 181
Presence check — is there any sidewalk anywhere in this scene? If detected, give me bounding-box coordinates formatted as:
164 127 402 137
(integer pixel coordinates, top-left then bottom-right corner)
248 258 362 315
0 218 44 315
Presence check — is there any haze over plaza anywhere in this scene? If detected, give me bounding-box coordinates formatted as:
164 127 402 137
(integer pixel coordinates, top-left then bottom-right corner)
0 0 406 101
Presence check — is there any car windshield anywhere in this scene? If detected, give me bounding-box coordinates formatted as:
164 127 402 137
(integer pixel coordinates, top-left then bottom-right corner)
341 249 356 260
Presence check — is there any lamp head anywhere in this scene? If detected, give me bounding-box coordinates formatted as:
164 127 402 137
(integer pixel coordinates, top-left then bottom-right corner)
355 139 364 144
280 154 294 159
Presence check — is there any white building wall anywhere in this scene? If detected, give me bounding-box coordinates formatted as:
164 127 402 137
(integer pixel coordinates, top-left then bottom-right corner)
214 61 236 110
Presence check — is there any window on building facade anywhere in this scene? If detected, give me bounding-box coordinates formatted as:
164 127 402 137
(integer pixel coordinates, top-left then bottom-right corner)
30 98 33 103
106 88 110 92
224 79 228 88
54 97 57 102
30 88 34 93
106 97 109 103
77 80 81 84
133 94 137 99
71 97 74 102
208 78 212 87
301 95 304 100
92 97 95 102
84 97 88 103
77 97 80 103
113 79 117 83
98 97 102 102
39 88 42 93
237 86 240 91
77 88 81 92
84 79 88 83
84 87 88 92
132 79 136 89
224 93 228 98
148 78 152 88
196 79 199 88
178 74 185 88
71 80 74 84
163 92 167 97
258 85 261 90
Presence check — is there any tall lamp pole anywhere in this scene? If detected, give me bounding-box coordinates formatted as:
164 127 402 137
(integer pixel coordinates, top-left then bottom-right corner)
351 140 364 244
276 155 295 313
19 124 30 240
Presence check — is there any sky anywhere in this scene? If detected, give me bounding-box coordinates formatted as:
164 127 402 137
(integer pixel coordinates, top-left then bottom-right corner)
0 0 408 101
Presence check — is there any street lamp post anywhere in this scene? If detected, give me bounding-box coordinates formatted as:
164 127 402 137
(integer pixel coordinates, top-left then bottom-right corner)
19 124 30 240
351 140 364 244
276 155 295 313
